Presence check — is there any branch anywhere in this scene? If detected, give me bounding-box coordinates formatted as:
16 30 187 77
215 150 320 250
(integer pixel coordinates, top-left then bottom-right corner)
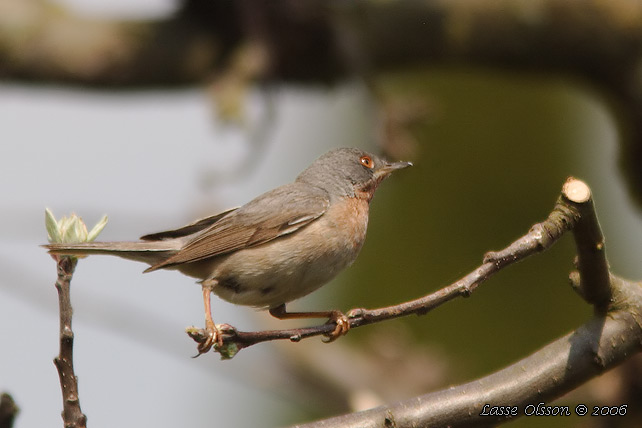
44 209 105 427
53 256 87 428
189 177 591 359
0 393 19 428
6 1 642 205
0 0 226 86
562 179 612 310
291 275 642 428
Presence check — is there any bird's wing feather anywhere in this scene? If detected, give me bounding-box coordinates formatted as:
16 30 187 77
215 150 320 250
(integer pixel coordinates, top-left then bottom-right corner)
139 207 238 241
145 183 329 271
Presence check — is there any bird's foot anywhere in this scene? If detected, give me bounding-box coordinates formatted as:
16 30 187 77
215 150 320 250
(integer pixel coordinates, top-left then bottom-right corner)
186 323 239 359
322 310 351 343
195 319 222 356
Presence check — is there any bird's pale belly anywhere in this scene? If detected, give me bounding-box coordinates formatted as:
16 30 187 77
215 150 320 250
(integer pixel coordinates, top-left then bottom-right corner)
193 198 370 308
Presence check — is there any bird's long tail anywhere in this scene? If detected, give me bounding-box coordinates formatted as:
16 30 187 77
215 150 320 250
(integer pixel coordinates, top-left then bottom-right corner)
44 241 179 265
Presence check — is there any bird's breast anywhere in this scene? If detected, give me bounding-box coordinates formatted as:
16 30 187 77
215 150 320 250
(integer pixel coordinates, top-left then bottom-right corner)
206 196 370 308
323 195 370 253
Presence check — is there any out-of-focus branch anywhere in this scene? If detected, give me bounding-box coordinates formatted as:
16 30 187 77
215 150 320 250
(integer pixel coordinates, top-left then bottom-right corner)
4 1 642 203
0 393 19 428
0 0 223 86
0 0 348 86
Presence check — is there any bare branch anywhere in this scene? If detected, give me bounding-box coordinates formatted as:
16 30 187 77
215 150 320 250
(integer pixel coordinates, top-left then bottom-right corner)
189 177 589 358
291 275 642 428
562 179 612 310
53 256 87 428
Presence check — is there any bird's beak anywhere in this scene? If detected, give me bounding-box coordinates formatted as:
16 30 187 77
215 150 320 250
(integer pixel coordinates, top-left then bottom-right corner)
374 160 413 180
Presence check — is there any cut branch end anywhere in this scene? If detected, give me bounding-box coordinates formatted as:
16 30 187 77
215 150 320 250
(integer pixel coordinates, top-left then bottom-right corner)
562 177 591 203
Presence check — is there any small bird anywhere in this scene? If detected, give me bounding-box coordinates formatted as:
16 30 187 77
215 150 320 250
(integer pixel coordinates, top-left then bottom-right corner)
45 147 411 354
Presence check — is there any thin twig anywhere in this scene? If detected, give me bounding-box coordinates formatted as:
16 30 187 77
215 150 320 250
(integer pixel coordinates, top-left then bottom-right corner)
53 256 87 428
190 178 589 358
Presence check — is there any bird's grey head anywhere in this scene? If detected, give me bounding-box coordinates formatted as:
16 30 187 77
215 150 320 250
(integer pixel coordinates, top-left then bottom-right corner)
296 147 411 199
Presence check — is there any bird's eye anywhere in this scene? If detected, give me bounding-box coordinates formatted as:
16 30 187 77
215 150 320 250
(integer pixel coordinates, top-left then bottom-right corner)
360 155 374 169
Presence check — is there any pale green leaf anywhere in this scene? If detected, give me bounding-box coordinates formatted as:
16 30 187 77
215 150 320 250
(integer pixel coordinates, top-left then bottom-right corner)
87 215 108 242
73 215 88 242
60 214 86 243
45 208 61 243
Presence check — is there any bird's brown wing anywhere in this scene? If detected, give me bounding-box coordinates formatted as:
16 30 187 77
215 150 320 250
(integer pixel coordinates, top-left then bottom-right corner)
139 208 238 241
145 183 330 272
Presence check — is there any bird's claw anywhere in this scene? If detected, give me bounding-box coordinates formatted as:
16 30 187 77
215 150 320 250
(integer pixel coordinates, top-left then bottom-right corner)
322 311 350 343
194 320 222 357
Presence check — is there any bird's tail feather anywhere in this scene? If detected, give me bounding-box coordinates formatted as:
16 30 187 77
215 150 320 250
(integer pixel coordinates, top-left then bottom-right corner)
44 241 179 265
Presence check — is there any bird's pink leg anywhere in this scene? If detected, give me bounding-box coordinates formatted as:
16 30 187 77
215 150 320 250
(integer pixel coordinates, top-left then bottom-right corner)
269 304 350 342
196 279 222 355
